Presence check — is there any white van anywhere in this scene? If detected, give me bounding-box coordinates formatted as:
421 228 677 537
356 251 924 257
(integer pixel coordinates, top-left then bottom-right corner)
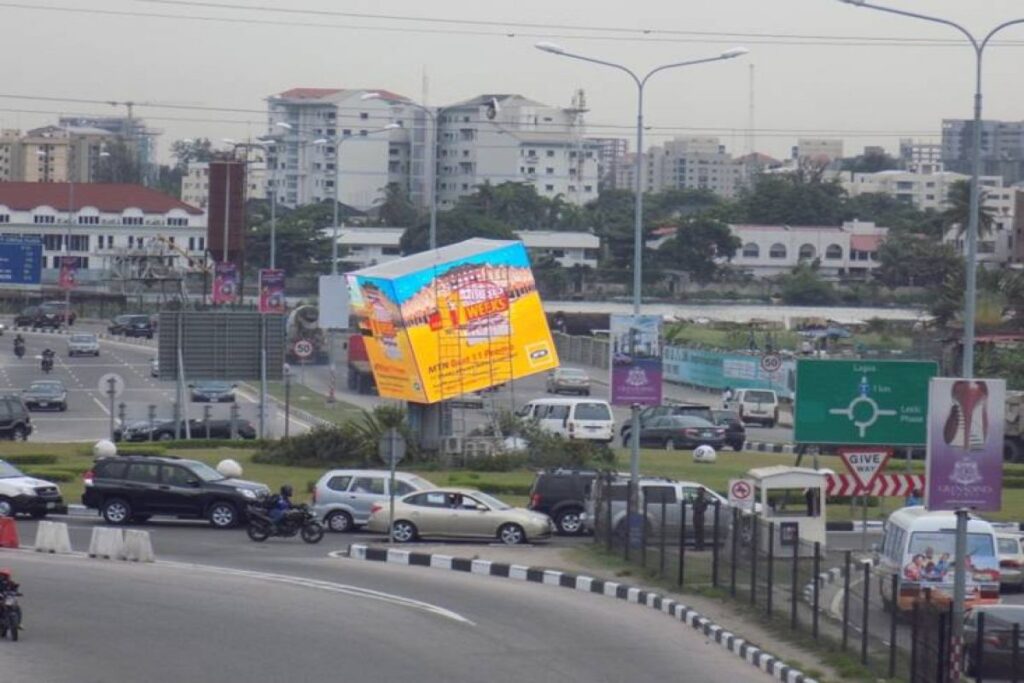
517 398 614 443
732 388 779 427
878 506 1001 612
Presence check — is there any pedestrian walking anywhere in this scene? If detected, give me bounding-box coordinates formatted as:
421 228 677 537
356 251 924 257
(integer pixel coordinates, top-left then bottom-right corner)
693 488 709 551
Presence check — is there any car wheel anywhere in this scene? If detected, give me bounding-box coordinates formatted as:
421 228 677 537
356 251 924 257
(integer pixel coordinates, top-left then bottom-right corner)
102 498 132 525
391 520 417 543
158 431 174 442
60 403 67 412
730 441 744 452
325 510 354 533
498 523 526 545
555 509 584 535
11 425 27 441
664 438 676 451
208 502 238 529
0 497 14 517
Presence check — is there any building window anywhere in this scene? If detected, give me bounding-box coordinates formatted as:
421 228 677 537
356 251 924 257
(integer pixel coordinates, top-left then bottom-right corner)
77 216 99 225
34 215 56 224
360 112 369 120
545 184 555 192
769 243 787 259
546 168 554 175
0 214 8 223
199 237 205 251
43 234 62 251
68 235 89 251
546 150 555 157
798 244 816 260
584 185 593 192
741 243 759 258
167 217 188 227
122 216 143 226
382 247 400 255
825 244 843 259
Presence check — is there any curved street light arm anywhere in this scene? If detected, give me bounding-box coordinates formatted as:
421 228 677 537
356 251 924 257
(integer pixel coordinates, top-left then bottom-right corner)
841 0 977 48
641 55 739 87
981 18 1024 50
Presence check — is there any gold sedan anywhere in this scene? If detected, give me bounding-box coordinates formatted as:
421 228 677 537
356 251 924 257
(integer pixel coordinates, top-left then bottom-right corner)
367 488 554 545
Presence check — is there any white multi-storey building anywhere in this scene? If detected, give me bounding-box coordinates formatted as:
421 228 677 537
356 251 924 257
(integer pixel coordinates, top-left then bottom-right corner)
728 220 888 280
435 94 599 208
792 138 844 163
265 88 420 211
645 137 745 198
181 160 267 211
0 182 205 283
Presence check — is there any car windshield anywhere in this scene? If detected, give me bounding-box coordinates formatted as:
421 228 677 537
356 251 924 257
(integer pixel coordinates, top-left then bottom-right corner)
470 492 511 510
575 402 611 420
198 382 231 391
559 369 587 378
70 334 96 343
998 537 1021 554
185 461 226 482
28 381 63 393
744 391 776 403
0 461 25 478
712 410 740 422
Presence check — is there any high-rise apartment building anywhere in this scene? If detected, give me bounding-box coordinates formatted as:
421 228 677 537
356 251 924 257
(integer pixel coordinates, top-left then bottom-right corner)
942 118 1024 185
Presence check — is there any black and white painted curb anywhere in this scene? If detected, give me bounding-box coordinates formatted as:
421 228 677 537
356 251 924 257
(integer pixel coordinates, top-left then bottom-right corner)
802 556 878 608
744 440 796 454
349 544 818 683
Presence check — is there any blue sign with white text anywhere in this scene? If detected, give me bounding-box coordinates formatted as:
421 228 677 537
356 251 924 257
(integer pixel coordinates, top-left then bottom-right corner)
0 238 43 285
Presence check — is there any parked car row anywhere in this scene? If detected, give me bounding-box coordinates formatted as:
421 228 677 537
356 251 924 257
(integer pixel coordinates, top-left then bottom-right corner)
113 417 257 442
108 314 156 339
12 302 76 329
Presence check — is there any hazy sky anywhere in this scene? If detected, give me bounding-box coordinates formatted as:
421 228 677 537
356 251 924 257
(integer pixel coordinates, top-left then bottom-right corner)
2 0 1023 163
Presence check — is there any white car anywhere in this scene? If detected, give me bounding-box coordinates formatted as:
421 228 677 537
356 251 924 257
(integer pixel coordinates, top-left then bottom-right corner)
150 357 159 377
67 332 100 357
997 533 1024 592
0 458 68 518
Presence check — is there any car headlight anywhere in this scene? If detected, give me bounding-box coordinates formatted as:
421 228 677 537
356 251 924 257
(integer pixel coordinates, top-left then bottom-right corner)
17 486 36 497
239 489 257 499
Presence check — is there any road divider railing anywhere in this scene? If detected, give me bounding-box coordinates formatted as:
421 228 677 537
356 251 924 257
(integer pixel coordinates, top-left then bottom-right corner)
33 520 72 554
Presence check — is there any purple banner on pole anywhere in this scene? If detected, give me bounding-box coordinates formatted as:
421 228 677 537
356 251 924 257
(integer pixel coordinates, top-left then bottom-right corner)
926 378 1005 512
212 262 238 305
259 268 286 314
609 314 662 406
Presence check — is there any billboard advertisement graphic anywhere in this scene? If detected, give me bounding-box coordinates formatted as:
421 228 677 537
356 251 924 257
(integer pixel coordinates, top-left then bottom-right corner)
899 530 999 603
258 268 286 314
609 314 662 406
212 262 238 305
347 239 559 403
58 256 78 291
926 378 1005 512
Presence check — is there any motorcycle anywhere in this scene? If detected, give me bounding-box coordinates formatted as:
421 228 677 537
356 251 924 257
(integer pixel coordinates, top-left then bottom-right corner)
41 356 53 374
0 589 21 642
13 342 24 359
246 502 324 544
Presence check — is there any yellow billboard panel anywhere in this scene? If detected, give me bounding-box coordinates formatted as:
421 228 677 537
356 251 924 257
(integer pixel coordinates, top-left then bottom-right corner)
346 239 559 403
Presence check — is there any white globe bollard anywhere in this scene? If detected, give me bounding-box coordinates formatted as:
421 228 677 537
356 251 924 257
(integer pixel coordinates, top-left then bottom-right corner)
93 440 117 458
693 444 717 464
217 459 243 479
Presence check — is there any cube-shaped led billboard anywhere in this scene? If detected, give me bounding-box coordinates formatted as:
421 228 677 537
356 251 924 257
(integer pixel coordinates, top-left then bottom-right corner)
346 238 559 403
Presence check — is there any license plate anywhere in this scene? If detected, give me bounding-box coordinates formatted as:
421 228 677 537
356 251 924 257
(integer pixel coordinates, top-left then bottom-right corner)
46 502 56 509
702 431 713 437
39 402 49 407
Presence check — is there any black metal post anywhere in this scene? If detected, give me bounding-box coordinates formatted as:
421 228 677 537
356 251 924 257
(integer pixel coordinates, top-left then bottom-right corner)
148 403 156 442
677 500 687 587
861 560 870 666
624 480 633 562
712 501 720 587
284 369 291 438
812 542 821 640
975 610 985 683
1011 622 1020 683
729 506 738 597
842 551 852 651
937 612 948 683
910 601 919 683
766 521 775 616
790 532 800 629
605 473 613 553
658 497 667 577
641 494 648 569
204 404 212 440
750 516 758 606
889 573 898 679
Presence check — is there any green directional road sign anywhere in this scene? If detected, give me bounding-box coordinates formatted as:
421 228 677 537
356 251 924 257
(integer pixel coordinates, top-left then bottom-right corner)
795 359 938 446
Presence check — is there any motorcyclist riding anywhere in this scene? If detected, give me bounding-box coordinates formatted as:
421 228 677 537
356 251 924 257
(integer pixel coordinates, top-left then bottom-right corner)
0 568 18 594
41 348 54 373
13 335 24 358
268 485 293 530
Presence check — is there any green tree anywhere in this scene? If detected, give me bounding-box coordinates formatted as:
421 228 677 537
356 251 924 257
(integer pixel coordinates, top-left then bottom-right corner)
375 182 420 227
170 138 215 171
656 216 740 284
777 262 837 305
736 169 846 226
399 208 515 254
93 138 145 184
839 150 900 173
244 202 334 276
842 193 942 236
874 233 962 287
942 179 996 238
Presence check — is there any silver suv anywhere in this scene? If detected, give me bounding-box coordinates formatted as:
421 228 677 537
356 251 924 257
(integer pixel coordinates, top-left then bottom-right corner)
311 469 435 533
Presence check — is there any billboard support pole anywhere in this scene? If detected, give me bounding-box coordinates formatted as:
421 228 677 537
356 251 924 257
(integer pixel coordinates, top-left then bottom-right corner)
259 315 267 439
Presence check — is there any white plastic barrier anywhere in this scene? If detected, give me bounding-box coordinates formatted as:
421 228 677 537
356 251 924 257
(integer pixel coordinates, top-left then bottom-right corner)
122 529 155 563
34 521 72 554
88 526 125 559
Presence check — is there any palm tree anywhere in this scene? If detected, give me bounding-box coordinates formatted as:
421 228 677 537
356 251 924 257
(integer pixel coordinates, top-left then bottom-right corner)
942 180 996 238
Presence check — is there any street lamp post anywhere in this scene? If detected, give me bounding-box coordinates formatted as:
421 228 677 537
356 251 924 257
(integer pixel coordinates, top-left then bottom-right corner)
263 121 296 269
316 124 399 403
536 41 748 490
836 3 1024 677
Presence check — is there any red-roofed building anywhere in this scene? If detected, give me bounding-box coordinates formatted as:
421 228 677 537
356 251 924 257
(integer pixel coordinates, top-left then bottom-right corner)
0 182 206 282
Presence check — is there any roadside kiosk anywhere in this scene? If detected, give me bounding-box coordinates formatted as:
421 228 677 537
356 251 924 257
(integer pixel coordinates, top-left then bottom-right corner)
747 466 828 553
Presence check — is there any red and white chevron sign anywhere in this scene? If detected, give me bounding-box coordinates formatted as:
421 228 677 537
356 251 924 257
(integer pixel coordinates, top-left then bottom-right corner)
825 473 925 497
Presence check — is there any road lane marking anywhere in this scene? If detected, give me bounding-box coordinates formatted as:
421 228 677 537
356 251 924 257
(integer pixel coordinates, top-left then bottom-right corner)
93 396 110 415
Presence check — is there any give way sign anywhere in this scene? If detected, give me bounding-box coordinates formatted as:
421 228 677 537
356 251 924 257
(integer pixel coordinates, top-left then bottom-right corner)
838 448 893 493
728 479 755 509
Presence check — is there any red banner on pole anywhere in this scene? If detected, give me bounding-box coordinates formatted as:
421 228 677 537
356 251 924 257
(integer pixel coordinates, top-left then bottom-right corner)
258 268 286 314
58 256 78 290
212 262 238 305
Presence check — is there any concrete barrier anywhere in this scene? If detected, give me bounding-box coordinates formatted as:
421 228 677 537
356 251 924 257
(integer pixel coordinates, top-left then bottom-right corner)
88 526 124 559
33 520 72 554
122 529 155 563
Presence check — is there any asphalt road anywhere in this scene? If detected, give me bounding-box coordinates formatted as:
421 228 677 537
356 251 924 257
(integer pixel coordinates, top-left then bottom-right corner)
0 325 310 442
3 525 773 683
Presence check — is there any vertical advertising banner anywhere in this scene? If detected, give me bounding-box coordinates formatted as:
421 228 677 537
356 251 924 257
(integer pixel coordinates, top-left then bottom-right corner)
609 314 662 406
258 268 286 314
318 274 350 330
926 378 1006 512
212 262 238 305
58 256 78 290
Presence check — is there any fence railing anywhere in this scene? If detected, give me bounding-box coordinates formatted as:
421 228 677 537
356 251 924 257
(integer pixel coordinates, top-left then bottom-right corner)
590 473 992 683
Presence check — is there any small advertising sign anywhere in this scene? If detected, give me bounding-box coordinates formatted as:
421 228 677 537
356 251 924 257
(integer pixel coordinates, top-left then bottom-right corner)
609 314 662 407
212 262 238 305
258 268 286 314
58 256 78 291
926 378 1005 512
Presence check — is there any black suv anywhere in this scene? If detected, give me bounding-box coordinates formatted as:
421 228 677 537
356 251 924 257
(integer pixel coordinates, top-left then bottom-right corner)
0 394 32 441
82 455 270 528
39 301 76 328
114 418 257 442
527 468 598 535
108 314 155 339
711 409 746 451
13 306 42 328
620 403 714 446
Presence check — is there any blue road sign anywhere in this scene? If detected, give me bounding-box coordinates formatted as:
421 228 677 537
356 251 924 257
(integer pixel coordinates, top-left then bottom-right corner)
0 238 42 285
